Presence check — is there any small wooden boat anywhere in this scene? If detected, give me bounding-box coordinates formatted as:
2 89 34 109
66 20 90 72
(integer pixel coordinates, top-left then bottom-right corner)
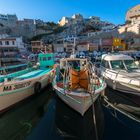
53 57 106 116
0 53 56 112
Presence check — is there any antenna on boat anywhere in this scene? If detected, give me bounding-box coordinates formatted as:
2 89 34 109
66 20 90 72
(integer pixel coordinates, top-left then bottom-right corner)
70 37 76 58
73 37 76 56
44 45 47 54
0 59 1 67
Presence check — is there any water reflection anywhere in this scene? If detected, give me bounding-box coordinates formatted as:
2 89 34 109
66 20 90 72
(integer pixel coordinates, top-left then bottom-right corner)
102 87 140 139
27 94 105 140
1 85 140 140
54 96 105 140
0 85 53 140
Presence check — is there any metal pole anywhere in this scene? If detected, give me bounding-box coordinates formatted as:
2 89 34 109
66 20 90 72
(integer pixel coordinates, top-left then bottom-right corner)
90 84 99 140
90 63 99 140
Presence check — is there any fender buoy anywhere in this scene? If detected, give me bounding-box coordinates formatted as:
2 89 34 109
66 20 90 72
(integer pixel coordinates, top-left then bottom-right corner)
113 80 116 90
57 82 64 88
53 64 58 69
34 82 41 94
97 79 100 87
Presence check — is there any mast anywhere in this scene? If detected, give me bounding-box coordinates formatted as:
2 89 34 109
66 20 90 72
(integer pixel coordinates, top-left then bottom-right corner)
71 37 76 58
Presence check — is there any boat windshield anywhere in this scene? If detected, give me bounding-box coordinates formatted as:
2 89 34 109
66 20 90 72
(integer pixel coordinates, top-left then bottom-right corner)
68 60 81 70
67 60 87 71
124 60 139 70
110 60 125 70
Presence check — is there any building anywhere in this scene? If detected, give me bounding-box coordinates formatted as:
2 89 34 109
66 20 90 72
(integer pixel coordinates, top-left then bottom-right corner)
89 16 100 23
126 4 140 23
53 43 64 52
131 35 140 49
76 42 89 52
58 17 72 26
58 14 83 26
31 40 44 53
72 14 83 23
88 31 102 37
0 36 25 54
117 4 140 45
0 14 17 27
0 35 26 65
118 21 140 35
76 42 98 52
102 24 115 32
15 19 36 38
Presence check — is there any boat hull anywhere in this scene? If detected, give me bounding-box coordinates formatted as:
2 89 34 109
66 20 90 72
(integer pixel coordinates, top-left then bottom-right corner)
104 77 140 96
0 69 55 112
0 87 34 112
54 85 105 116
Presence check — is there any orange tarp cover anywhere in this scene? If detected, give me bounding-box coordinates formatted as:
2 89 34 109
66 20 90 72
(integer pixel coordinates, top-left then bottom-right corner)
70 68 89 90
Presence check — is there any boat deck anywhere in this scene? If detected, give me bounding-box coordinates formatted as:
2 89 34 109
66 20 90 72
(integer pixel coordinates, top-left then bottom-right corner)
16 68 51 80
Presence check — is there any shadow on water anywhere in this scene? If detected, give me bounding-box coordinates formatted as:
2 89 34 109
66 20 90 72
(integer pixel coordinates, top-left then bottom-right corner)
0 84 54 140
102 87 140 140
27 94 105 140
54 96 105 140
1 85 140 140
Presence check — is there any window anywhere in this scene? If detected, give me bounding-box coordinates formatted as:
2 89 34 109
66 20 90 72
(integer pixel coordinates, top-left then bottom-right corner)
48 57 52 60
110 60 125 70
43 57 47 61
124 60 139 70
12 41 15 45
5 41 9 45
0 41 2 45
101 60 110 68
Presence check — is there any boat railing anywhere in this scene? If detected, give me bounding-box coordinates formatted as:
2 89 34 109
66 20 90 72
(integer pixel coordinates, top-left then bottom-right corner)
88 61 101 94
62 62 71 93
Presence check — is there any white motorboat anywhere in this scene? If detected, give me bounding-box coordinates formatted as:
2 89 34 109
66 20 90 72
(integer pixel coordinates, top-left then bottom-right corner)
53 57 106 116
98 53 140 95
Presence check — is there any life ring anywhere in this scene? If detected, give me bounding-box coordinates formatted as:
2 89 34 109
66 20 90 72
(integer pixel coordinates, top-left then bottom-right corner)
34 82 41 94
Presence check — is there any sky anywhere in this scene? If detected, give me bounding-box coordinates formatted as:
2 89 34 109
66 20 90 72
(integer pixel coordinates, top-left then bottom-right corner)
0 0 140 25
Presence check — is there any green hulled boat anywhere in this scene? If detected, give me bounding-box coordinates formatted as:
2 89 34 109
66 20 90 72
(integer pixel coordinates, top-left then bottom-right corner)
0 53 55 112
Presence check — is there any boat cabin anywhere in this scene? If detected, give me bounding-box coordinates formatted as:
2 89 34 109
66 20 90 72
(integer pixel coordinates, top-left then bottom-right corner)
59 58 89 90
60 58 88 71
38 53 54 68
101 54 140 71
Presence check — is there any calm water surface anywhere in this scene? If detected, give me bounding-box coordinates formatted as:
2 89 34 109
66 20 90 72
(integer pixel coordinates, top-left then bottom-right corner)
0 85 140 140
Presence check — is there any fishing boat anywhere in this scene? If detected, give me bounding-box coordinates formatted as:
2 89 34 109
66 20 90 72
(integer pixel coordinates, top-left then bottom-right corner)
98 53 140 95
0 53 55 112
0 63 28 75
53 57 106 116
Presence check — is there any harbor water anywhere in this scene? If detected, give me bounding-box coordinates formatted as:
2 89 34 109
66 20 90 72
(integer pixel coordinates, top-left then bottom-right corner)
0 85 140 140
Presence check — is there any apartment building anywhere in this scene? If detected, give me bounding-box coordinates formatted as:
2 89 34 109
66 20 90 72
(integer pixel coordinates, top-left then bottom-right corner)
0 14 17 27
126 4 140 23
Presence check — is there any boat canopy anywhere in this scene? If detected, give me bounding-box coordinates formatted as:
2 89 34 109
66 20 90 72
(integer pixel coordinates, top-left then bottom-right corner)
60 58 88 70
